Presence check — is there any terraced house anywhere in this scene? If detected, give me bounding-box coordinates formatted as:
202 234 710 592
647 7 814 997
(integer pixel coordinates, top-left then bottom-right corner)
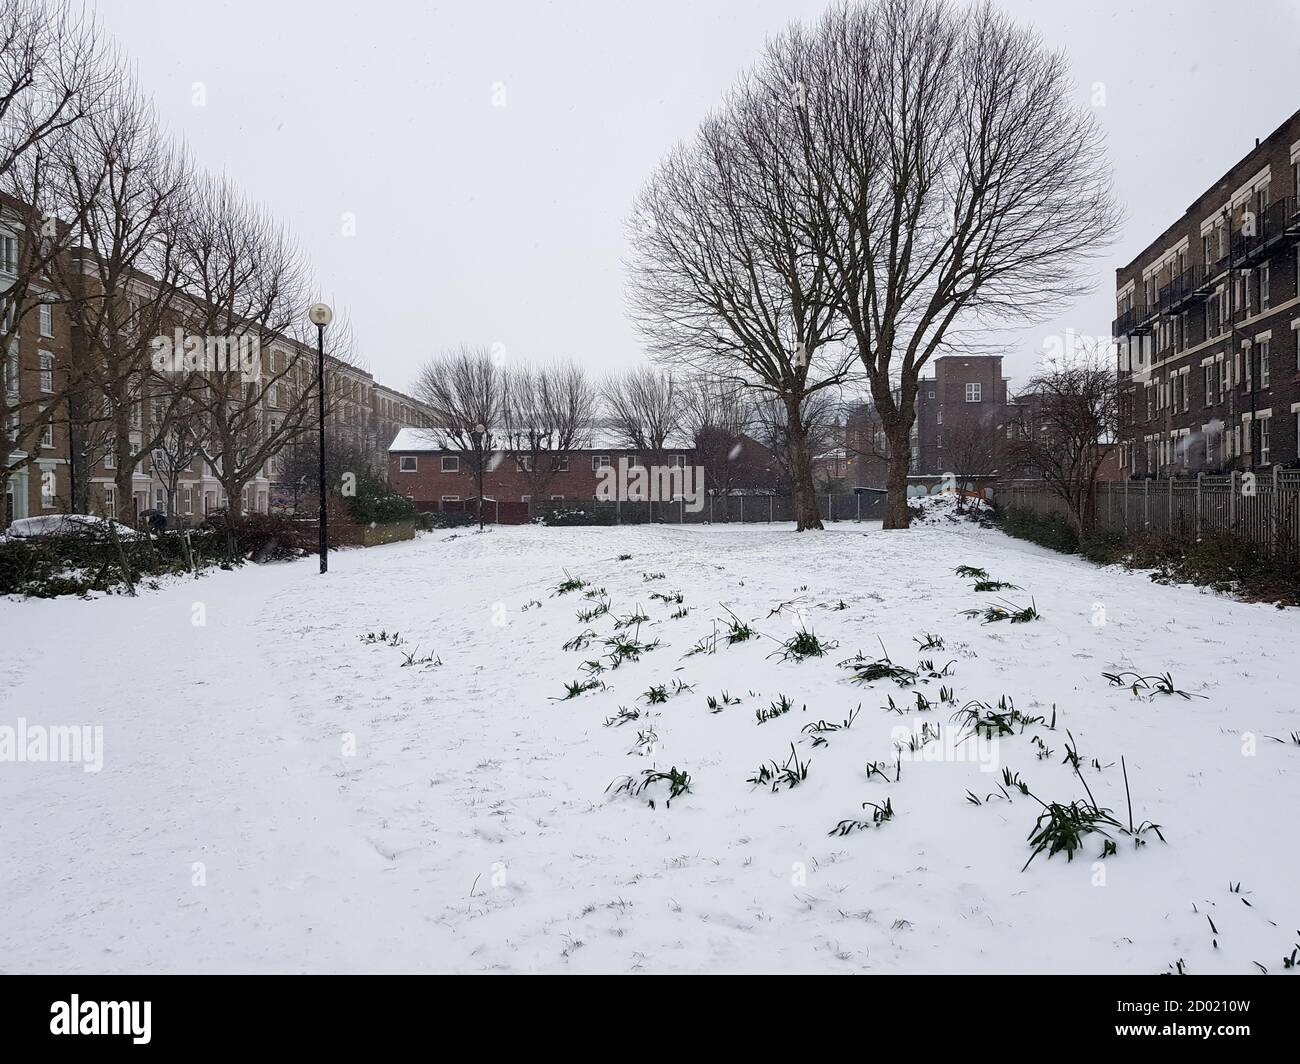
1115 106 1300 477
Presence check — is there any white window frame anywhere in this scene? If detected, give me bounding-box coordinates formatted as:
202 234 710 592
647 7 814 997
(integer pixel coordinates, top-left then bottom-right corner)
440 495 460 503
592 455 611 471
399 455 417 472
964 383 981 403
38 351 52 393
440 455 459 473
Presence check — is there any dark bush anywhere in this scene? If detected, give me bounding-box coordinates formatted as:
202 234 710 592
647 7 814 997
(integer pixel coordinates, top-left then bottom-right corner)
534 502 617 526
422 510 476 529
346 474 419 525
995 505 1080 554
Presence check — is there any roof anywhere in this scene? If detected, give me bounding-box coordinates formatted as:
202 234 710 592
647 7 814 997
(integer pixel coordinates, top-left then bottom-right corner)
388 426 695 453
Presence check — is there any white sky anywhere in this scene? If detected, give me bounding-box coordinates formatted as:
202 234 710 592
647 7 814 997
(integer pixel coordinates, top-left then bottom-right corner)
94 0 1300 397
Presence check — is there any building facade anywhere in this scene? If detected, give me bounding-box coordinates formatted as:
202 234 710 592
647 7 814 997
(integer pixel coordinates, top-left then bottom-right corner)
1114 108 1300 477
844 355 1013 486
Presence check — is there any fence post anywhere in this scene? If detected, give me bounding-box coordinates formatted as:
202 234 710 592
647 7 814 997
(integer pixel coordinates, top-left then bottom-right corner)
709 496 713 524
1229 471 1237 529
1196 472 1203 539
769 495 774 523
1124 477 1129 533
1143 477 1149 530
740 496 744 523
856 493 861 522
1272 465 1279 555
1168 476 1173 533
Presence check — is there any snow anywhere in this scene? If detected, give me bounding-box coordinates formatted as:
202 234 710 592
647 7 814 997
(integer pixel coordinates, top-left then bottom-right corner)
0 514 144 542
2 513 1298 973
388 425 694 453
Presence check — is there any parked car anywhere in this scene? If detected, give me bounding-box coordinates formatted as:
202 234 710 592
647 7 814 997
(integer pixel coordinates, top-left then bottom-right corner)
0 514 145 543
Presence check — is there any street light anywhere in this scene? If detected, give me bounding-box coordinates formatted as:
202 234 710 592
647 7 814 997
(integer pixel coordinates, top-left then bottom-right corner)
472 421 486 531
308 302 333 573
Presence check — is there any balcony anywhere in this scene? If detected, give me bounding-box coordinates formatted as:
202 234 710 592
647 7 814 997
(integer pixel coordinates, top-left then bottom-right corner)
1157 264 1209 315
1236 196 1299 266
1112 303 1156 338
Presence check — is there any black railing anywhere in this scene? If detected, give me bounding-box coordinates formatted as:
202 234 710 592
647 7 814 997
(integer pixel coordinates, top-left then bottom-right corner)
1157 264 1208 315
1112 303 1157 337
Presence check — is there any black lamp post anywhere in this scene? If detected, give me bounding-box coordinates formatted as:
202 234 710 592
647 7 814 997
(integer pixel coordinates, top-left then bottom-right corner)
472 421 486 530
308 302 333 572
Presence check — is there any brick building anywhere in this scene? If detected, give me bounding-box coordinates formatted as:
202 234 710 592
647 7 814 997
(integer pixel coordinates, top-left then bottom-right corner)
1114 107 1300 477
388 427 702 514
844 354 1013 486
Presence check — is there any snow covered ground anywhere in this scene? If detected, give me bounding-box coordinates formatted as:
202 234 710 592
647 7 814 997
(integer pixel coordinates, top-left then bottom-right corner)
3 508 1298 974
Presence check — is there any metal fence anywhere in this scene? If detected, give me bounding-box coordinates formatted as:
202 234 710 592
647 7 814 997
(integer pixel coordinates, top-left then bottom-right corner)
998 472 1300 562
530 492 887 526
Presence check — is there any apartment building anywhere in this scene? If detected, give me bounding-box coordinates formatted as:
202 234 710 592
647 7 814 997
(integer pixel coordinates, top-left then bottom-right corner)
844 354 1012 485
1114 107 1300 477
2 273 71 522
2 266 429 526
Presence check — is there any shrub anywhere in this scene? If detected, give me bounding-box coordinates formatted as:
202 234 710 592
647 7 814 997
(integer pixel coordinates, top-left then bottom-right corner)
345 475 419 524
422 510 475 529
534 502 617 526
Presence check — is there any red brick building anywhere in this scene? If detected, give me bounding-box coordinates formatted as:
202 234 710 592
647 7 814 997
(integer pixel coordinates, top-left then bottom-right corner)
1114 106 1300 476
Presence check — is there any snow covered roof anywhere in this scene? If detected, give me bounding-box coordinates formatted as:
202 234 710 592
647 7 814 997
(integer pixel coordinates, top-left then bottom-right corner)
388 426 695 453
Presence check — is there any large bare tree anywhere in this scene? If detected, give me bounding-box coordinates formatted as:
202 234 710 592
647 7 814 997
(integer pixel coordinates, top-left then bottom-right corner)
0 0 115 524
759 0 1120 527
627 75 854 531
51 83 193 524
502 360 597 499
414 345 507 528
176 174 319 514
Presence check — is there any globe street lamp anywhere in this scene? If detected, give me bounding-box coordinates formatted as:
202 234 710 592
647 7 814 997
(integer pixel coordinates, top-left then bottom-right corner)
308 302 333 573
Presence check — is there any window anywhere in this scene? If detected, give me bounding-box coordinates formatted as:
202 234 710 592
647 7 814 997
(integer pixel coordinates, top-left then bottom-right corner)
592 455 611 470
1259 339 1271 389
1259 264 1271 310
520 494 531 503
1259 416 1272 465
1218 357 1228 403
927 391 935 399
0 234 16 273
41 421 53 449
550 495 564 501
38 303 53 337
964 383 981 402
440 495 460 503
399 456 417 472
183 486 193 514
668 454 685 468
937 407 943 425
39 352 52 392
555 455 569 472
440 455 459 472
103 486 115 516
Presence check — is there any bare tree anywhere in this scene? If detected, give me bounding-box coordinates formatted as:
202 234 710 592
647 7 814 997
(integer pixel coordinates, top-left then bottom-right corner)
759 0 1120 528
627 75 854 531
51 83 193 524
1008 349 1117 534
414 345 507 529
941 404 1005 512
502 360 597 499
0 0 115 525
601 367 681 456
148 398 205 519
752 389 841 499
679 374 759 497
175 173 319 514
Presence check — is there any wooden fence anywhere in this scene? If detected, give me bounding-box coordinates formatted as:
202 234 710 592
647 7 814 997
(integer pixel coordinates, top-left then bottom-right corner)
998 472 1300 562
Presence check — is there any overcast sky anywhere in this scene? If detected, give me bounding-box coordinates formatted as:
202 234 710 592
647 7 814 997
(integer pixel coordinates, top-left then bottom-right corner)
94 0 1300 397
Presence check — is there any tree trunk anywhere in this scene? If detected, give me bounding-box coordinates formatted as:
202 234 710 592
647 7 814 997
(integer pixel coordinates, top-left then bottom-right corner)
784 399 823 532
882 427 912 530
